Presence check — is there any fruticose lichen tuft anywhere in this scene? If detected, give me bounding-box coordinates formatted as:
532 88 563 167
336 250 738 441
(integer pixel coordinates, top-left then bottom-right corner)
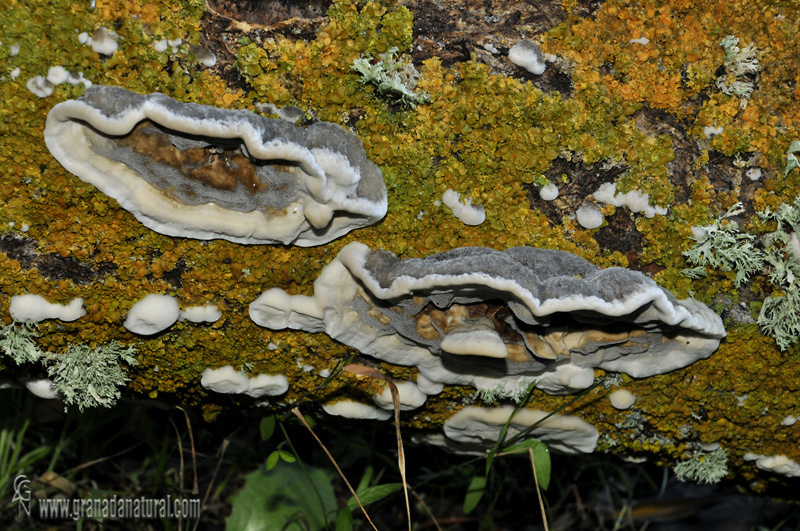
756 194 800 351
673 449 729 484
716 35 759 100
45 342 138 412
681 202 764 287
0 321 44 365
352 46 430 107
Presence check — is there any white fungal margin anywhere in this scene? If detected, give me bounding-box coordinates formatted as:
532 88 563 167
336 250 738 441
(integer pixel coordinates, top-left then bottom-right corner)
373 380 428 411
442 405 599 454
10 294 86 323
508 39 547 75
44 86 387 246
442 189 486 226
609 389 636 410
200 366 289 398
179 304 222 323
249 242 724 398
322 400 391 420
744 453 800 477
594 182 668 218
123 294 180 335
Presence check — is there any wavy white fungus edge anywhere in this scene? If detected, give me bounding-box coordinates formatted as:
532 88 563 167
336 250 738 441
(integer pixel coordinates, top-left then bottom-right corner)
27 66 92 99
609 389 636 410
179 304 222 324
22 378 61 400
744 453 800 477
249 242 725 398
27 76 54 98
442 406 598 454
152 38 182 53
594 182 668 218
416 373 444 395
10 294 86 322
442 189 485 226
508 39 547 75
200 366 289 398
46 66 92 88
338 243 724 337
125 295 224 334
124 294 180 335
78 27 119 56
44 87 387 246
373 380 428 411
193 47 217 68
322 400 391 421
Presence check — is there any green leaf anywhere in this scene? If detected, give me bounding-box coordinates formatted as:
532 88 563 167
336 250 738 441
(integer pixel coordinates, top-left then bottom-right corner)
265 450 294 471
346 482 403 511
503 440 551 490
463 474 487 515
260 415 276 441
278 450 296 464
266 451 280 471
227 461 337 531
335 507 354 531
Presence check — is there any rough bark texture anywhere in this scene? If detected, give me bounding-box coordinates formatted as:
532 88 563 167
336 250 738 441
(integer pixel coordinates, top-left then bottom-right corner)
2 0 800 492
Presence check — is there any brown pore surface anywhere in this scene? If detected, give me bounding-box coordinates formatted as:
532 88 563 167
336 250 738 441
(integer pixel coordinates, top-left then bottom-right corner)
415 301 533 362
414 300 651 364
119 121 268 194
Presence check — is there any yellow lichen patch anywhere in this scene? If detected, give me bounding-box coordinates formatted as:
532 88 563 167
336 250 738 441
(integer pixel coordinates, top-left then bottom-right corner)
548 0 800 179
3 0 800 487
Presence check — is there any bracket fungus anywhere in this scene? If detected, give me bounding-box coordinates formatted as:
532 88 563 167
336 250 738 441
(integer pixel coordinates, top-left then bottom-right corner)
9 294 85 323
322 400 392 421
250 242 725 397
437 405 599 455
200 366 289 398
44 86 387 245
123 294 180 336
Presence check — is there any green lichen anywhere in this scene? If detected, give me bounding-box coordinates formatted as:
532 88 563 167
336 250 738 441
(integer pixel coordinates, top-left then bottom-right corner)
0 321 43 365
45 342 137 412
673 449 728 484
784 140 800 177
0 319 136 411
756 194 800 351
716 35 759 100
679 192 800 350
472 378 537 405
758 290 800 352
681 202 764 287
351 46 429 107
